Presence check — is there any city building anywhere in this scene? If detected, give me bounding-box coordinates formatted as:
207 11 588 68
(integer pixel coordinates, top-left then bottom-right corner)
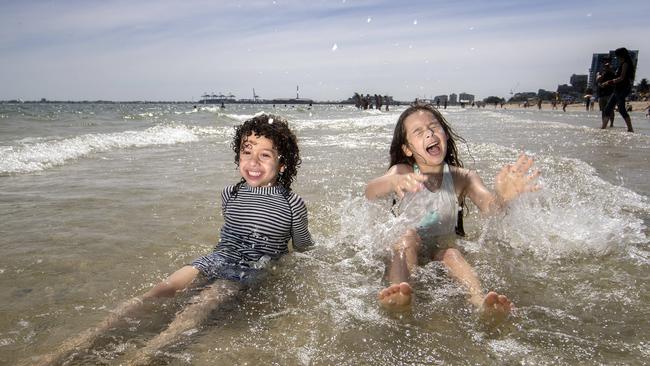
449 93 457 104
458 92 475 104
570 74 588 93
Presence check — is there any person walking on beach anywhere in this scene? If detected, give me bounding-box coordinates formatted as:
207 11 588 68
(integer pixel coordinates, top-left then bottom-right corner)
600 47 636 132
365 102 540 322
33 114 314 366
597 61 616 127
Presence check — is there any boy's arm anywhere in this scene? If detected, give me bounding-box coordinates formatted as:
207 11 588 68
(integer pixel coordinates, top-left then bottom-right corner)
288 194 314 252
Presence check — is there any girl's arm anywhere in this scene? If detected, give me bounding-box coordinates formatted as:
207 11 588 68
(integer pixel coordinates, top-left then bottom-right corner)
365 164 428 200
463 154 540 214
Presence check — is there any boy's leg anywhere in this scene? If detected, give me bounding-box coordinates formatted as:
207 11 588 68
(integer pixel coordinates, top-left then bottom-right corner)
33 266 201 366
378 229 421 310
144 266 201 299
127 279 242 365
433 248 512 321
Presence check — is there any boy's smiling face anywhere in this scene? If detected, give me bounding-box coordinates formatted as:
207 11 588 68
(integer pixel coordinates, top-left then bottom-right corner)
239 134 284 187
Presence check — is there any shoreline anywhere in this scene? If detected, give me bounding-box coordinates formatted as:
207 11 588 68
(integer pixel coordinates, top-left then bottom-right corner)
500 100 649 113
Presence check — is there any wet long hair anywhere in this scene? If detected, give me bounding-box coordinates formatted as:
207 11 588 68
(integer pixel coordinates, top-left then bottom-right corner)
614 47 636 82
389 102 467 236
389 102 465 169
231 114 301 191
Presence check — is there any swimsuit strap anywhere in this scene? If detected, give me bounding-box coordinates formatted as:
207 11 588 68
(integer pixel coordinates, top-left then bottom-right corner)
412 163 452 193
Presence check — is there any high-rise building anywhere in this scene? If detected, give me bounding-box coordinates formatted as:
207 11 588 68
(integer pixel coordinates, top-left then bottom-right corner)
570 74 588 93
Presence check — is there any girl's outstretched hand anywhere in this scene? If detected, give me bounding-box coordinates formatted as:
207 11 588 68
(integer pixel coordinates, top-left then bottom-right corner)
495 154 541 204
393 172 428 199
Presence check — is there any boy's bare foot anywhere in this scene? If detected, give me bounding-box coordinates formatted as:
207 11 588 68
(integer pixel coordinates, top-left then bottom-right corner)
378 282 412 311
475 291 513 323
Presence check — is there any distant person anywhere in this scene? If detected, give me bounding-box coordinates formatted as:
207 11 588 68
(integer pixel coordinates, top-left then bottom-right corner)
436 98 441 108
597 61 616 127
600 47 636 132
537 99 542 110
220 102 226 109
562 100 568 112
444 100 448 109
584 94 591 111
353 92 362 109
384 96 390 111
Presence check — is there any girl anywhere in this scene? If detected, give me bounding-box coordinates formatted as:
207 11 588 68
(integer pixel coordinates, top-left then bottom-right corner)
36 114 314 365
600 47 636 132
365 103 539 319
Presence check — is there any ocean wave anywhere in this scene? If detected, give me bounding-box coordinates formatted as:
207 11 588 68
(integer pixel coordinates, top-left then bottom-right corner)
0 124 223 175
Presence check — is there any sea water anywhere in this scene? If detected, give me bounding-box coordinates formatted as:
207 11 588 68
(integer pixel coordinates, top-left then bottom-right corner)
0 103 648 365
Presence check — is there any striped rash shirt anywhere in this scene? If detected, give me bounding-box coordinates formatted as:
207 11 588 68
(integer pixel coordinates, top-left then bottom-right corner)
214 183 314 266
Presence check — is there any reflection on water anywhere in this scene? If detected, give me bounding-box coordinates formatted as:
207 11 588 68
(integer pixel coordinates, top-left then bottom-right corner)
0 103 648 364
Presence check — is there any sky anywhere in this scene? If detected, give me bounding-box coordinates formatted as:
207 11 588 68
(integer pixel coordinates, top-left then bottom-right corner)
1 0 649 102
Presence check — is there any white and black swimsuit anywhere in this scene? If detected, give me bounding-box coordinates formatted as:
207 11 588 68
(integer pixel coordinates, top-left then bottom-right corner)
192 183 314 284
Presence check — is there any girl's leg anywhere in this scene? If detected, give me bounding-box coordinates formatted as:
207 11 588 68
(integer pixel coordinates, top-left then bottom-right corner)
34 266 201 366
378 229 421 310
127 280 242 365
433 248 512 320
614 90 633 132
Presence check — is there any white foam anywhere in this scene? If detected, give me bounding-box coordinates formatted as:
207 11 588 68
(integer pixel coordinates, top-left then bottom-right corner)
0 124 224 174
479 153 648 258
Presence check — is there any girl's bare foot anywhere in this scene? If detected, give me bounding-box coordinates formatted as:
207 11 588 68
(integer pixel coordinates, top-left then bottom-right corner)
476 291 513 323
378 282 412 311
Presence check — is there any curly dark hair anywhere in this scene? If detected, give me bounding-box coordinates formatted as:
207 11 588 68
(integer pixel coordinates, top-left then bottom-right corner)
231 114 301 190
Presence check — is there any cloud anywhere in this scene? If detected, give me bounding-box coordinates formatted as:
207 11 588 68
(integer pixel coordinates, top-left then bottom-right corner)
1 0 649 101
